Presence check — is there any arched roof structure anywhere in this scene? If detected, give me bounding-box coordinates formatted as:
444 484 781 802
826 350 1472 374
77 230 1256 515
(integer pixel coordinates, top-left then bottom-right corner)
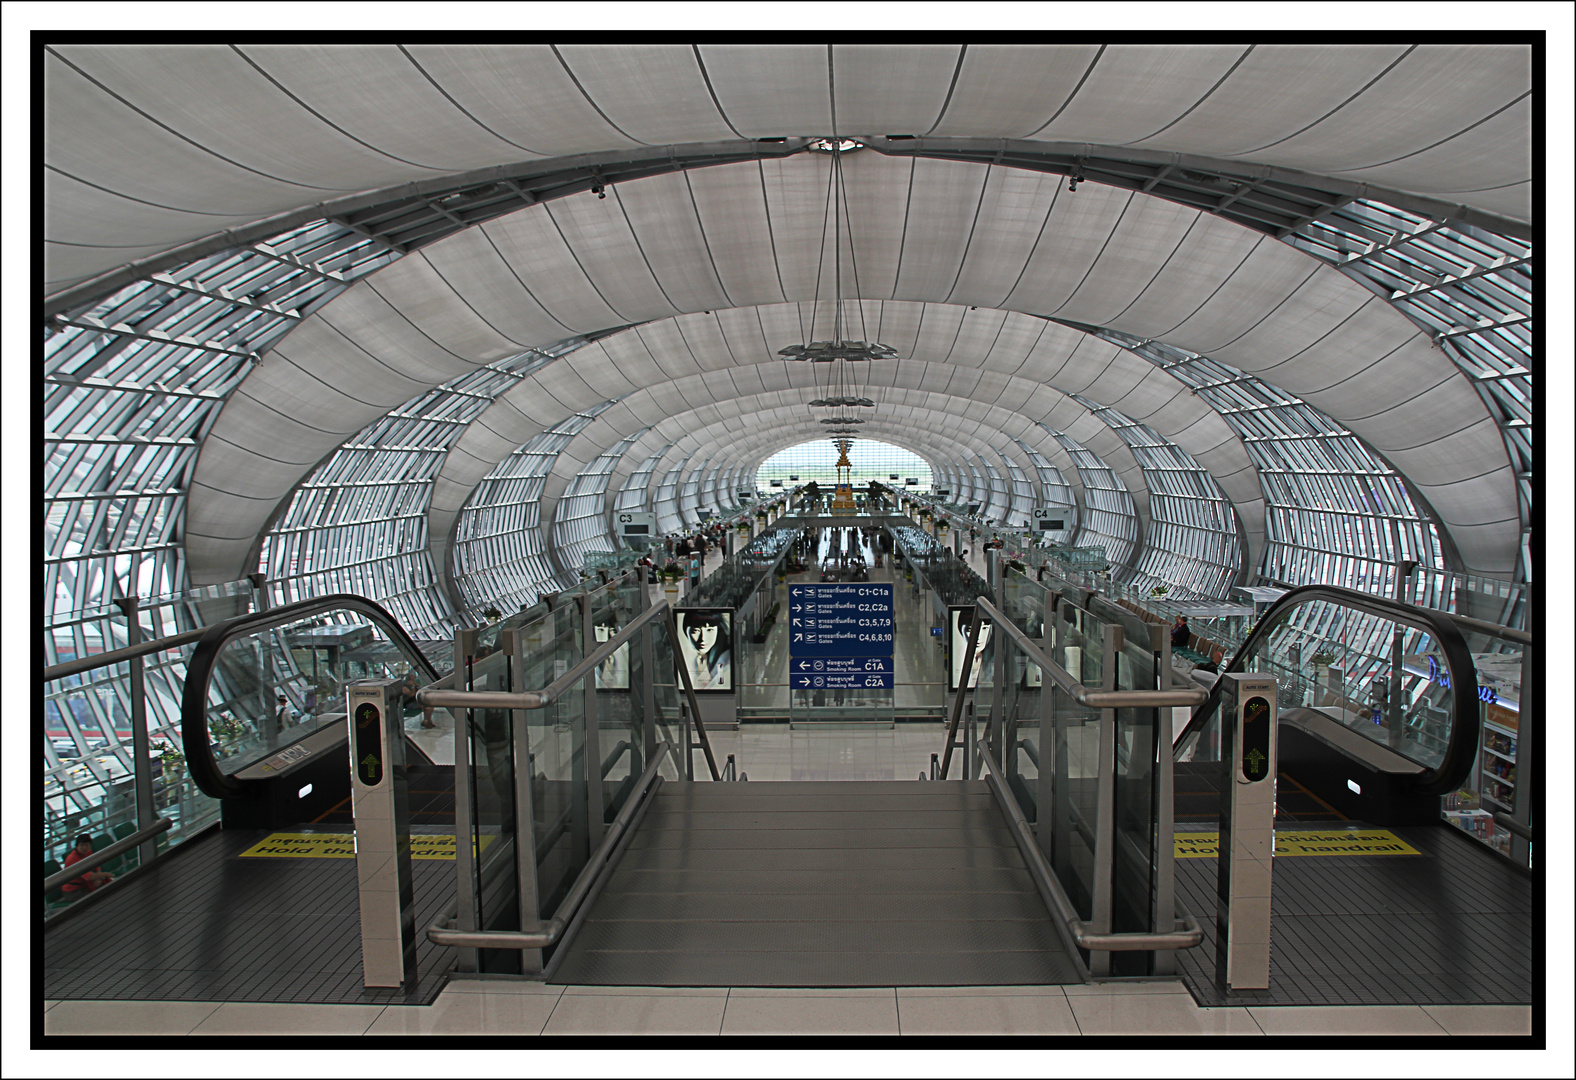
42 43 1535 638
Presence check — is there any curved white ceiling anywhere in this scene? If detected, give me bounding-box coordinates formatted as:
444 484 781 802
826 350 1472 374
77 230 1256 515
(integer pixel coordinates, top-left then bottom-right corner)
180 151 1515 585
44 43 1531 295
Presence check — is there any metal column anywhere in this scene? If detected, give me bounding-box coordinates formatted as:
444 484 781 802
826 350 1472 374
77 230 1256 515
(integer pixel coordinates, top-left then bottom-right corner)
113 597 158 869
452 627 479 973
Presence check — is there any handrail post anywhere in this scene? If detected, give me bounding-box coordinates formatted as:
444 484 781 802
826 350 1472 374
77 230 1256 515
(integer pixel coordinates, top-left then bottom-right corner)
114 597 159 869
987 548 1005 765
1089 621 1122 977
578 592 605 848
453 627 478 973
1151 621 1177 977
501 628 543 973
637 576 657 769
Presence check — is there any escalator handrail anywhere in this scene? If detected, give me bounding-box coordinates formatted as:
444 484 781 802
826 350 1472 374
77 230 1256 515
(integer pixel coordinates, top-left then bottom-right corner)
1171 582 1480 797
180 592 441 800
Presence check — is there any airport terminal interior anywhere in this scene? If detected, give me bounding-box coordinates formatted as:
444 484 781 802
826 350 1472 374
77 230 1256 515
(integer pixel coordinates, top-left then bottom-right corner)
33 38 1557 1046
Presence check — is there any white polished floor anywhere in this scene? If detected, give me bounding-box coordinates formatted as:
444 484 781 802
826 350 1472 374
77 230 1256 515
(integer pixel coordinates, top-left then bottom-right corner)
43 980 1532 1037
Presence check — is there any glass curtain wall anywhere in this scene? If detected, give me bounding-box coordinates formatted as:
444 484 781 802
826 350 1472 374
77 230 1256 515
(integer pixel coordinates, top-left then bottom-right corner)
755 440 933 492
1044 426 1139 573
553 430 649 572
450 403 615 616
1070 395 1241 600
259 342 591 638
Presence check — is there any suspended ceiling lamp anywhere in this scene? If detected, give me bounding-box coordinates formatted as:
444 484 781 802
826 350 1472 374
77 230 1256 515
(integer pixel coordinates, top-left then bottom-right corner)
808 395 876 407
819 416 866 425
781 137 901 365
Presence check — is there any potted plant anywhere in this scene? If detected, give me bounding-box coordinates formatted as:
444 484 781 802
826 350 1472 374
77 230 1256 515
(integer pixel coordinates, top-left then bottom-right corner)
1309 649 1336 681
153 740 185 795
1149 584 1169 599
480 605 502 622
659 562 684 600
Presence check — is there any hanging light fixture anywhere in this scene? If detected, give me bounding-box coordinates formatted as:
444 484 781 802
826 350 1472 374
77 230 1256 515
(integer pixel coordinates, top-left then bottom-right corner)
819 416 866 425
808 395 876 408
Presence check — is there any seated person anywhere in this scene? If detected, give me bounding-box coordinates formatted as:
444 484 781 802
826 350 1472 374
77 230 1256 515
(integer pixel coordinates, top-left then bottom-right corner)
1194 648 1226 674
1170 615 1190 650
61 834 114 894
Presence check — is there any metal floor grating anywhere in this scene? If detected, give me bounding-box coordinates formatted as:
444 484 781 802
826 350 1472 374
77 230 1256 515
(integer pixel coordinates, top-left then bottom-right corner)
43 825 457 1006
547 780 1084 988
1174 822 1533 1007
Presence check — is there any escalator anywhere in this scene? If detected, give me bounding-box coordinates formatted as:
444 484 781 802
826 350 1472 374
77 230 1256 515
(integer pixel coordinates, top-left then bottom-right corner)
47 593 462 1006
1167 583 1533 1006
1173 583 1484 825
180 593 442 829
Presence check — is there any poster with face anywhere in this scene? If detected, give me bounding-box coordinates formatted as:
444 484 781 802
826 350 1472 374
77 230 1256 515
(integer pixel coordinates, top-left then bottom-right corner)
593 621 630 690
949 606 994 692
676 609 733 693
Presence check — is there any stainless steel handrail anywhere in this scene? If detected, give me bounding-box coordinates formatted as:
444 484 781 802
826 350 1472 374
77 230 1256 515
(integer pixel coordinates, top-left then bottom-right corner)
1448 612 1533 646
976 742 1203 955
418 600 669 712
1493 812 1533 841
974 596 1209 709
43 628 207 683
426 743 670 950
43 817 173 892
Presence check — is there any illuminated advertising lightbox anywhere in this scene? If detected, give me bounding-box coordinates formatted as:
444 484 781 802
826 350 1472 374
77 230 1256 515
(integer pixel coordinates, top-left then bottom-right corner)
676 609 733 693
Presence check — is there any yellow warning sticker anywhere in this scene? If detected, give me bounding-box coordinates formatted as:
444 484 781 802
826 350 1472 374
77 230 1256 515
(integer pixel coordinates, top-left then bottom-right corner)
1174 829 1421 859
239 832 494 860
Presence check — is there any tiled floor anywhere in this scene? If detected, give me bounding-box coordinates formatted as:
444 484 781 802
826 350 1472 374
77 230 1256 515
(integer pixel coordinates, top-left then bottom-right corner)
42 979 1533 1036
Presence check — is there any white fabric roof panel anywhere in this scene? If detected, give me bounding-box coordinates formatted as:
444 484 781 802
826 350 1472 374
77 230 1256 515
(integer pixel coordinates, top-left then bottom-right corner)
1039 45 1256 145
552 45 737 145
43 44 1533 297
929 45 1105 138
695 46 833 136
42 48 1532 594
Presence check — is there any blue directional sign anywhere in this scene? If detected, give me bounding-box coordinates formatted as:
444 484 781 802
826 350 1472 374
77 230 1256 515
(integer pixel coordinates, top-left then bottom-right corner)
788 583 894 688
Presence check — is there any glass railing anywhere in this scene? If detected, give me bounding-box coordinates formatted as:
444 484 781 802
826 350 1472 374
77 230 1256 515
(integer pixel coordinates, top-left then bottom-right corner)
422 576 727 976
942 570 1207 977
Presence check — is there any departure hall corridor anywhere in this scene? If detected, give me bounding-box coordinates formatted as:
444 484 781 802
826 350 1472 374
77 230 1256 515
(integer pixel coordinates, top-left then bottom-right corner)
30 31 1556 1065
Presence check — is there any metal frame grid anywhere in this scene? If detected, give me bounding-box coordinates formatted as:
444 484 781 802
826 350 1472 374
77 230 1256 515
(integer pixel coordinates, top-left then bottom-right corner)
1072 395 1241 599
1282 200 1533 584
616 446 672 515
449 403 614 614
553 429 649 570
1042 426 1139 574
257 341 590 638
654 460 689 535
1013 438 1078 544
44 221 398 631
999 452 1035 529
1072 324 1449 603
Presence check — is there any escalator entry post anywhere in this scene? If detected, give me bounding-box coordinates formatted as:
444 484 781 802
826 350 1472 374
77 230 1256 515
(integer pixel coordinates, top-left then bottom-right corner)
1216 672 1278 992
347 680 417 989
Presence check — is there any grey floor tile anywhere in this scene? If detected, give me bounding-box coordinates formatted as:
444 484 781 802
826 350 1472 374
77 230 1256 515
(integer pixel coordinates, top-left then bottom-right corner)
1420 1004 1532 1035
544 992 726 1035
190 1001 387 1035
1248 1005 1448 1035
722 989 900 1035
897 991 1079 1035
369 992 558 1035
1069 993 1263 1035
45 999 222 1036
